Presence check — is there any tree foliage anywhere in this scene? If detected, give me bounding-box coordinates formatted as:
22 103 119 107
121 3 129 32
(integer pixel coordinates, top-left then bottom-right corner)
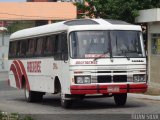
76 0 160 23
7 21 35 34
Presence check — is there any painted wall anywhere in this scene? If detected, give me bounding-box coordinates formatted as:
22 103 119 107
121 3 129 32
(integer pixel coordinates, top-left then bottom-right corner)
0 34 10 72
148 22 160 86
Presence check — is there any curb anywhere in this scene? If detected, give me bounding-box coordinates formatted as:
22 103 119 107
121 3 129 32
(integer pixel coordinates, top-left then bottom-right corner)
128 93 160 101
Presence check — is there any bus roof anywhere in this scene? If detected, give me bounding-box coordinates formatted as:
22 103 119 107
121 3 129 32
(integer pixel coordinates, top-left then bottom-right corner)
10 19 142 41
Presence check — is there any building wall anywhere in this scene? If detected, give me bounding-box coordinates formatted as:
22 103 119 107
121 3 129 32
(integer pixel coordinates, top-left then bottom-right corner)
27 0 58 2
33 0 47 1
0 33 9 72
27 0 48 2
27 0 83 2
148 22 160 85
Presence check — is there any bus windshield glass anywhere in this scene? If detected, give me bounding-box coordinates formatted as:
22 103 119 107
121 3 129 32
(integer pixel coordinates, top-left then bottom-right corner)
70 30 145 59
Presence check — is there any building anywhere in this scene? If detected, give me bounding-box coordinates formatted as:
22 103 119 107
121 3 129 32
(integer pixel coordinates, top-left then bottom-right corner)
136 8 160 93
0 2 76 72
27 0 58 2
0 27 9 72
27 0 83 3
0 2 76 21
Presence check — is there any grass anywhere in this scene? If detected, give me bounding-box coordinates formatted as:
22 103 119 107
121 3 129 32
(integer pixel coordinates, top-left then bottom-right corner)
0 111 34 120
22 116 34 120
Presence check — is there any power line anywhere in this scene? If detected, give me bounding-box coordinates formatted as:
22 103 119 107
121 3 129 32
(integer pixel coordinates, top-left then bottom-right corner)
0 12 75 20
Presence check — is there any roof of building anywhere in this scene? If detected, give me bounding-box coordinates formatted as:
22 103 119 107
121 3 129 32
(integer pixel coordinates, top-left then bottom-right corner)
10 19 142 40
0 2 76 20
136 8 160 23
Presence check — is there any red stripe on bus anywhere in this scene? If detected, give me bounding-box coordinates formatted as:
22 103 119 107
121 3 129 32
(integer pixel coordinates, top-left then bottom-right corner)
13 60 23 88
10 64 20 89
129 84 148 89
17 60 30 90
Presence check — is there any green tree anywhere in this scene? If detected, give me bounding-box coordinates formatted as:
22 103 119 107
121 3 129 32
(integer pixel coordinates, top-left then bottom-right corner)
76 0 160 23
7 21 35 34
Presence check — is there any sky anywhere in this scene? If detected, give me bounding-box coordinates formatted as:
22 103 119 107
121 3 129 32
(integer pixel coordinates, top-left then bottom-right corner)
0 0 26 2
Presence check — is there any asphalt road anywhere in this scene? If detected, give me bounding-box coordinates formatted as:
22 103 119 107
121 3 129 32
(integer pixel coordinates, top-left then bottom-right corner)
0 73 160 120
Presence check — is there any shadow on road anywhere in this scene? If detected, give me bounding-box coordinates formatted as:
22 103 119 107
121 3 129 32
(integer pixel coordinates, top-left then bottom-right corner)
14 94 147 110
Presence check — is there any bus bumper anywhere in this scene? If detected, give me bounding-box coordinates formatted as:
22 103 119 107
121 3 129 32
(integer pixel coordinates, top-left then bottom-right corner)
70 83 148 94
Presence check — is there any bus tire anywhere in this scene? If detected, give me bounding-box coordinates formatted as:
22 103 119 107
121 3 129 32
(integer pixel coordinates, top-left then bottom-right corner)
114 93 127 106
61 98 72 109
24 88 43 102
60 93 72 109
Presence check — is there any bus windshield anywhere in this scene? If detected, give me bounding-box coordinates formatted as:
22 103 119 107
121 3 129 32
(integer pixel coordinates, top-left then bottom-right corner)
70 30 145 59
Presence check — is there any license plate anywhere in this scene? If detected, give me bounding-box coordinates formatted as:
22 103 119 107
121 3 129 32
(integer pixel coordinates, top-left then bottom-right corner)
107 86 120 92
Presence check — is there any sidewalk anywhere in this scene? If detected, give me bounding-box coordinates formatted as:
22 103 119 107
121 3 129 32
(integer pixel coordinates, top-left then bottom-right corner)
0 71 8 81
128 93 160 101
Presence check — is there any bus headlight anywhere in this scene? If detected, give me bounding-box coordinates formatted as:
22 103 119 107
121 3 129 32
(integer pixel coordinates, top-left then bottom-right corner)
84 77 91 84
76 77 84 84
75 76 91 84
133 75 139 82
133 75 146 82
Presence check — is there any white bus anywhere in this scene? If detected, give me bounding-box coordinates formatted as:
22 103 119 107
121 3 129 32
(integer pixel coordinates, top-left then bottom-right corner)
8 19 147 108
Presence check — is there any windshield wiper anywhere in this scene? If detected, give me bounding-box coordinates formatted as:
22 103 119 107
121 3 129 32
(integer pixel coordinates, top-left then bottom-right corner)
120 50 130 60
94 51 110 61
124 50 138 53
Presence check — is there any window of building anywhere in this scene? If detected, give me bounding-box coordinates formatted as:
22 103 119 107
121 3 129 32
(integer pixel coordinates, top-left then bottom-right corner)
151 34 160 55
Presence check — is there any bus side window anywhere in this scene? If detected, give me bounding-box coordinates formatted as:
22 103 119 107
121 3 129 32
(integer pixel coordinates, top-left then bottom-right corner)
44 36 54 56
16 41 20 57
19 40 28 57
61 33 68 60
26 39 35 57
54 34 62 60
9 41 17 58
35 37 44 57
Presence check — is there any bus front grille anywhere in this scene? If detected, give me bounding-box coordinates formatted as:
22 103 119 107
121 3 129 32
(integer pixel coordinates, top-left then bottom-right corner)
97 76 112 83
97 75 127 83
113 75 127 82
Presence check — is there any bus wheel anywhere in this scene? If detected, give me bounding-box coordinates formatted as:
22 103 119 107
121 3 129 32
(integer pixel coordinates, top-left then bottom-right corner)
24 88 43 102
60 93 72 109
114 93 127 106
